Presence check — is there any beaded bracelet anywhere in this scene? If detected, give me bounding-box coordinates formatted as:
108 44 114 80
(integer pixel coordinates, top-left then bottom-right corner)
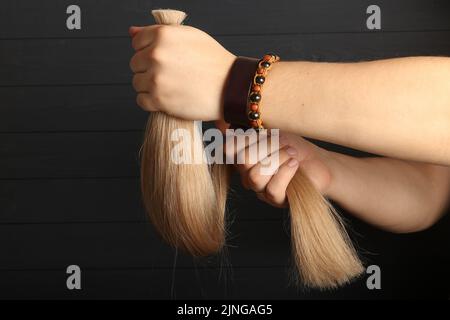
247 53 280 131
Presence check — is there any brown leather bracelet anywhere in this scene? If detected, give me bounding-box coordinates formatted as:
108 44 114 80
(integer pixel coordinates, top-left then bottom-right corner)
222 56 259 128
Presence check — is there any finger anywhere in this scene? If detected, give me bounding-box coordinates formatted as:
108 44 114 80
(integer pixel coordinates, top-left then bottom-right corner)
136 93 158 112
224 130 259 163
224 129 285 165
256 191 286 208
234 135 268 168
130 46 155 73
235 134 289 173
255 192 270 204
131 25 162 51
129 26 144 38
240 174 250 190
233 137 273 189
132 72 150 93
264 158 300 207
233 131 283 169
224 128 280 159
245 147 295 193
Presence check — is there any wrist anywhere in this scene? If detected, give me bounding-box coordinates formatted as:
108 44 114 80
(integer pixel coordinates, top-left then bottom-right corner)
319 150 343 199
222 56 259 126
258 61 282 128
221 54 280 129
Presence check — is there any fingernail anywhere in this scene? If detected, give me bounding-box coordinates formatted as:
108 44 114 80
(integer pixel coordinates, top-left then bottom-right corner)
288 158 299 168
286 147 297 156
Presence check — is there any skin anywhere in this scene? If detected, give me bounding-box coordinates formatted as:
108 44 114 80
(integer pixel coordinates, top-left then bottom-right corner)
129 25 234 121
129 25 450 232
129 24 450 165
262 58 450 165
228 132 450 233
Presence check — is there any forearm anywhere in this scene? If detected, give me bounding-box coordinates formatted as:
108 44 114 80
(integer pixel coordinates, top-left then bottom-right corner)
263 57 450 165
322 152 450 233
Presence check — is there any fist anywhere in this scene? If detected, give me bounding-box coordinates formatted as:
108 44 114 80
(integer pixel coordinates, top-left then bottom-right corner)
227 132 333 208
129 25 236 121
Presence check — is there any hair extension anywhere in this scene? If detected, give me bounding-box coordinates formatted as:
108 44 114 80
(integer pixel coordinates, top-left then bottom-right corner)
141 9 363 289
287 171 363 288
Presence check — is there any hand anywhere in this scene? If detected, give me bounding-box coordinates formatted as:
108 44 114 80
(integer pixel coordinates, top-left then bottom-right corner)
129 25 236 121
227 131 333 208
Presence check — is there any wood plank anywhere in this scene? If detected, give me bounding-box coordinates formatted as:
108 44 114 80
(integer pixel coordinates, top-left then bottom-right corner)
0 132 375 180
0 215 448 299
0 132 371 224
1 0 449 38
0 220 292 270
0 175 284 223
0 132 141 178
0 267 370 300
1 265 433 300
1 263 447 299
1 32 450 87
0 267 292 300
0 213 448 271
0 178 144 223
0 85 146 132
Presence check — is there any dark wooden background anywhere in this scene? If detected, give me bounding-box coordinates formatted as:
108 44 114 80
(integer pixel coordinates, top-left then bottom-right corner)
0 0 449 299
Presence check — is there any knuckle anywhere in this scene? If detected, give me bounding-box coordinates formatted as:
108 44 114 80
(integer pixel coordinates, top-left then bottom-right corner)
247 167 263 190
265 184 278 201
240 175 250 190
241 162 253 171
132 74 139 91
136 95 145 109
149 91 163 109
265 185 286 206
130 53 143 73
152 25 167 43
147 47 162 62
149 72 163 89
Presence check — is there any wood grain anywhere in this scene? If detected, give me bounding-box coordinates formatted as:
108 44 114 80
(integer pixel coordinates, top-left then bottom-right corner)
0 175 285 223
0 0 449 39
1 0 449 299
1 32 450 87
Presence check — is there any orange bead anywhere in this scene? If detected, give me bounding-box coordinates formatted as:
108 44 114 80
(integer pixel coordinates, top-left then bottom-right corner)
257 67 266 75
263 54 272 61
250 120 259 127
250 103 259 111
252 84 261 92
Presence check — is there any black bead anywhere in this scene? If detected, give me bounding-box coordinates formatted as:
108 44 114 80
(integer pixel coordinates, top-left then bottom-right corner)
255 76 265 85
249 92 261 103
261 61 271 68
248 111 260 120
